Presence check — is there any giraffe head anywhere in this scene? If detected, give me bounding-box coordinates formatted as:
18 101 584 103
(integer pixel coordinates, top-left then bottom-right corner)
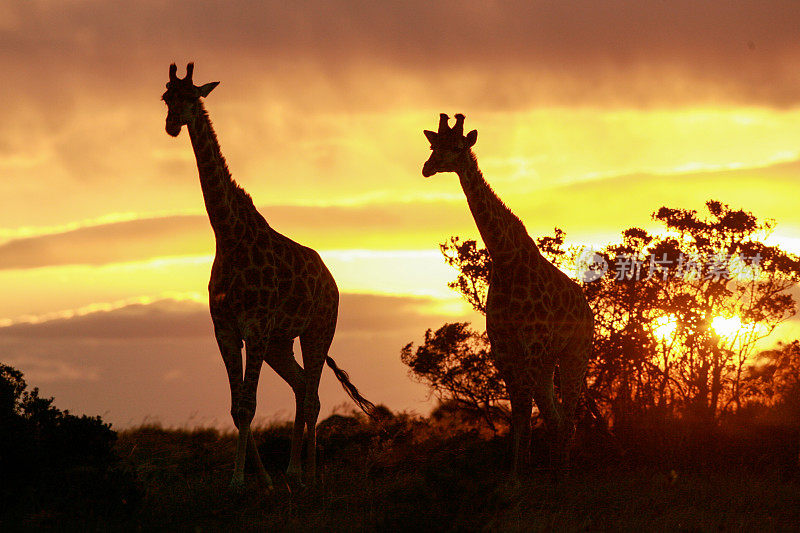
422 113 478 177
162 63 220 137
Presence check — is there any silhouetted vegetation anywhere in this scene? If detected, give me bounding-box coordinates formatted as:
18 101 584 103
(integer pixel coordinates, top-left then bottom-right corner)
2 374 798 528
0 364 138 528
20 408 799 529
402 322 508 430
403 200 800 433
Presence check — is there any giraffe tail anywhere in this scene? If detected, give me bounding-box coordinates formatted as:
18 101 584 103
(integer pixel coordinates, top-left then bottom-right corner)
325 356 377 418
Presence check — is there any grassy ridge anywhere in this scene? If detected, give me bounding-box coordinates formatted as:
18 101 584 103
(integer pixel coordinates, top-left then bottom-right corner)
3 408 799 530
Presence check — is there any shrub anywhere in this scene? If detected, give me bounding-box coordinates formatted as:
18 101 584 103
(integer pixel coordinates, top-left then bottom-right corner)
0 364 138 525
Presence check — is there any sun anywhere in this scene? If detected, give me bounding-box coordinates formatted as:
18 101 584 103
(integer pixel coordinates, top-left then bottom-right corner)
652 314 753 343
711 315 744 338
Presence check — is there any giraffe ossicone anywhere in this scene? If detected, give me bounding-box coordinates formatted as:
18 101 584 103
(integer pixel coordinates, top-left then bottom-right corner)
422 113 594 476
162 62 375 492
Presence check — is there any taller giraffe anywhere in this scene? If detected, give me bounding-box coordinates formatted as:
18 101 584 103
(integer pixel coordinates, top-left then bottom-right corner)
162 63 374 491
422 113 593 475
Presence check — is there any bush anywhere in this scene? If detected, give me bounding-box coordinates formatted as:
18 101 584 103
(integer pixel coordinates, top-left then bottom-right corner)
0 364 138 525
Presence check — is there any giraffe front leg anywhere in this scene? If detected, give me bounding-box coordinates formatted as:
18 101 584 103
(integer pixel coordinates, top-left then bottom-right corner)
229 420 249 492
229 346 268 492
247 430 274 494
495 348 533 477
212 321 251 492
213 322 243 428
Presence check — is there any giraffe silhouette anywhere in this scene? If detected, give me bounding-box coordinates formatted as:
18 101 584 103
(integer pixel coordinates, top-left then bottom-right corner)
422 113 593 475
162 63 374 491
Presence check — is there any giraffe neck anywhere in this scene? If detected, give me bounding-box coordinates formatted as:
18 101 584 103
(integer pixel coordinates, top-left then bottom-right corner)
456 152 535 261
187 103 253 248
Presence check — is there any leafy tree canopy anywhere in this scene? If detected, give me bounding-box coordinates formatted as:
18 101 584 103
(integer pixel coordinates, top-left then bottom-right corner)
403 200 800 428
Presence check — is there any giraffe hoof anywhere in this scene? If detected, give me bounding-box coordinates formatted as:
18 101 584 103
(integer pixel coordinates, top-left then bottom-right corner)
255 475 275 495
227 477 246 495
286 470 303 491
549 466 569 484
504 473 523 489
289 478 310 496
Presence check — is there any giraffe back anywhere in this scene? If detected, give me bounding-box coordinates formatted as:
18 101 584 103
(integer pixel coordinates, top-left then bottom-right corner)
209 223 338 341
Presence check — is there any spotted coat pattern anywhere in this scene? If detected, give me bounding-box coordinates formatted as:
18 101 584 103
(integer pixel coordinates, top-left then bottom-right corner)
423 114 593 474
163 63 369 490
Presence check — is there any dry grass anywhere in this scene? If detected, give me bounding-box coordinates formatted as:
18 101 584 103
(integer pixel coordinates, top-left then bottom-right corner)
5 411 800 531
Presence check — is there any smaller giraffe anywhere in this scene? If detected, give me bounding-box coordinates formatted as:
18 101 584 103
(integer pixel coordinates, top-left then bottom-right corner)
422 113 593 475
162 63 374 492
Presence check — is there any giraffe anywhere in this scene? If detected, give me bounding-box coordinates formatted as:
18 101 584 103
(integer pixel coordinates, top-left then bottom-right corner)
162 63 374 491
421 113 593 475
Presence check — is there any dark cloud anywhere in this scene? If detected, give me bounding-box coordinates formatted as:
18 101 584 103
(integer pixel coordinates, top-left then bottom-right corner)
0 293 474 427
0 294 449 341
3 1 800 110
0 203 470 269
0 299 213 339
0 215 210 270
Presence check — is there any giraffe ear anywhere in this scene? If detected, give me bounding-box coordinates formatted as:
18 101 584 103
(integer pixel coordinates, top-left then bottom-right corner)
424 130 438 145
466 129 477 148
198 81 220 97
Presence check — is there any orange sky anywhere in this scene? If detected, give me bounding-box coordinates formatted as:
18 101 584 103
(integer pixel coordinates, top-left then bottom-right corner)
2 1 800 427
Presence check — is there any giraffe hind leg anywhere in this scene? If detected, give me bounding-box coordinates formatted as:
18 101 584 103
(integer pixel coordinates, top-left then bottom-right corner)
531 361 565 473
263 337 306 486
553 338 591 474
299 331 333 487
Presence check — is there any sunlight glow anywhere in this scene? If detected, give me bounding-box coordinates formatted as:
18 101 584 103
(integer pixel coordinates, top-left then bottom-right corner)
652 315 677 340
0 250 461 322
419 298 475 318
478 107 800 189
711 315 744 338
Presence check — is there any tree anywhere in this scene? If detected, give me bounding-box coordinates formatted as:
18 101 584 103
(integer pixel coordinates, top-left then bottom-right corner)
402 200 800 428
583 201 799 425
401 323 506 430
642 202 796 423
742 341 800 415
